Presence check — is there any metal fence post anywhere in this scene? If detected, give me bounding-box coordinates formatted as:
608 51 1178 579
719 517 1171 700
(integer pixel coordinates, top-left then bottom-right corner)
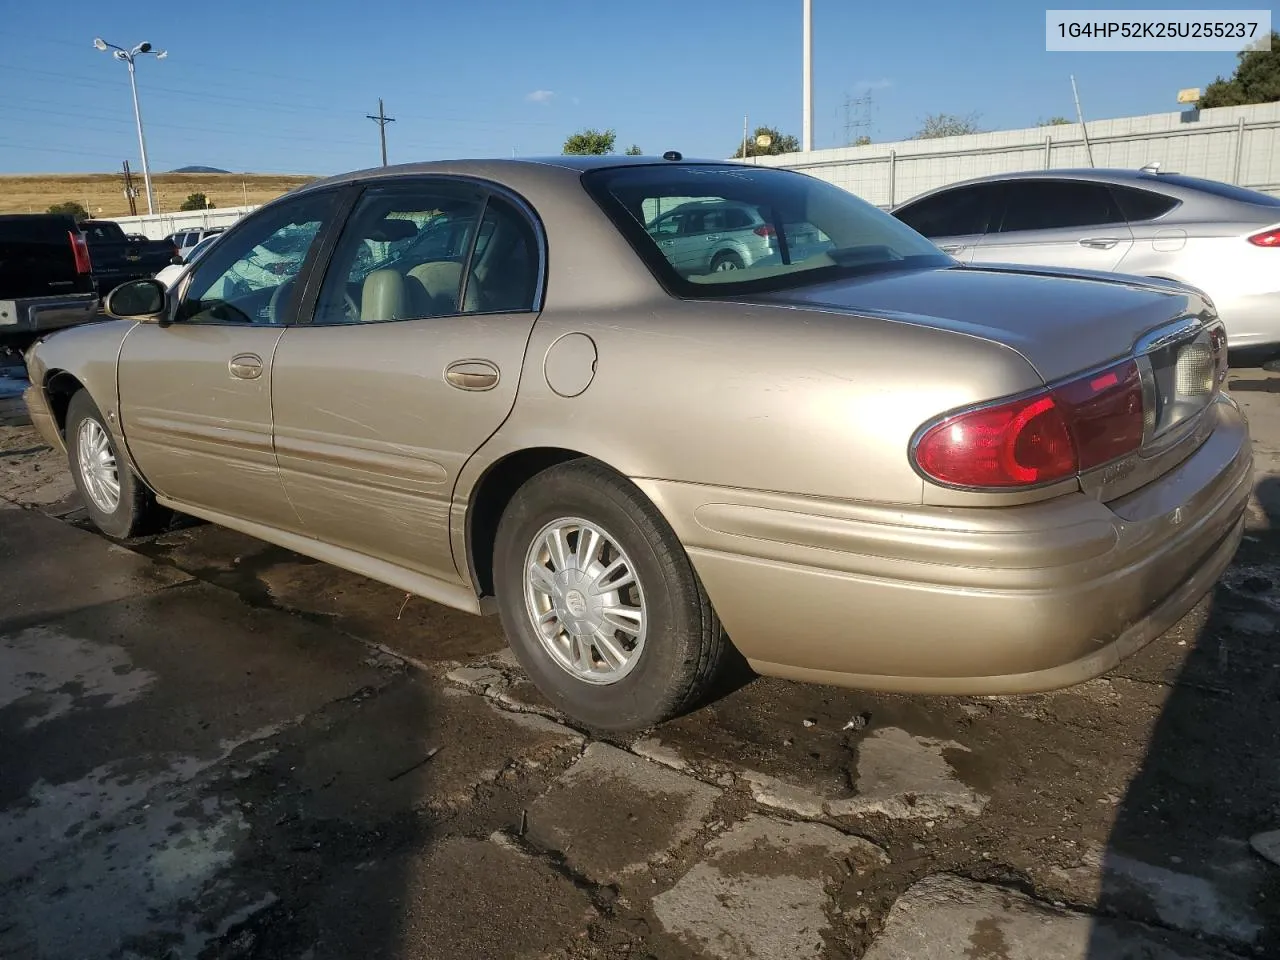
888 150 896 208
1045 136 1052 169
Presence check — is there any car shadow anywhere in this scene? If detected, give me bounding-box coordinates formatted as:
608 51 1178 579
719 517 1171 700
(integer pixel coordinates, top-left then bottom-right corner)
1088 474 1280 956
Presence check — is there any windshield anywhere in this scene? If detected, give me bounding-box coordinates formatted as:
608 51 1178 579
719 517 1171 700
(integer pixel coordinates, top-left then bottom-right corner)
582 163 950 296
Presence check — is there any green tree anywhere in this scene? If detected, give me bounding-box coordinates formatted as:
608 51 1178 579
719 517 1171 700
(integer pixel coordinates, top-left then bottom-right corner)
562 128 617 155
853 135 872 146
180 192 214 211
1199 32 1280 107
913 112 984 139
731 125 801 158
624 144 643 156
47 201 88 221
1038 116 1072 126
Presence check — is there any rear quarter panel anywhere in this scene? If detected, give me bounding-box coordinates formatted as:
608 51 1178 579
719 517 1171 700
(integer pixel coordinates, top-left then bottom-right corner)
457 296 1045 508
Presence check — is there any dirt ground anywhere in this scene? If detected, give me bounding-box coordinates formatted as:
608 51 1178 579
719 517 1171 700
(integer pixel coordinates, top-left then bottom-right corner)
0 172 315 218
3 360 1280 959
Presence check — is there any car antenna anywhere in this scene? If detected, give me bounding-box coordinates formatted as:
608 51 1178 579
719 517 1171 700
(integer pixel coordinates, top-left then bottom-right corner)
1140 161 1161 174
663 151 683 162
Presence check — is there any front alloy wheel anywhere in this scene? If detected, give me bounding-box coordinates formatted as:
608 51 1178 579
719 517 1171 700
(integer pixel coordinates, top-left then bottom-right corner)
76 417 121 514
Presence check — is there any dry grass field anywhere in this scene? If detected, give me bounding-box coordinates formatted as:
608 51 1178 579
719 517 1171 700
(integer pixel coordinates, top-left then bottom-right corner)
0 172 317 218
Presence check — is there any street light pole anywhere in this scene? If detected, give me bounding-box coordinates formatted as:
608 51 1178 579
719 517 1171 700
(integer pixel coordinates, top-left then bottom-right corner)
802 0 814 152
94 38 166 216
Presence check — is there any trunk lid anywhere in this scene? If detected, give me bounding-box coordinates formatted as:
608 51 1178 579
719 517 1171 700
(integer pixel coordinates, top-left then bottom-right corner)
743 262 1208 384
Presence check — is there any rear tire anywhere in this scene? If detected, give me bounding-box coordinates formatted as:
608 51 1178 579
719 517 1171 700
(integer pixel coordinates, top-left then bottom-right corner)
66 390 170 540
493 459 726 732
710 251 744 273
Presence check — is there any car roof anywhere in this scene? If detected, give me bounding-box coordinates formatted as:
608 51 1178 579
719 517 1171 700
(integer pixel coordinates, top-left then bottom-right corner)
292 156 742 197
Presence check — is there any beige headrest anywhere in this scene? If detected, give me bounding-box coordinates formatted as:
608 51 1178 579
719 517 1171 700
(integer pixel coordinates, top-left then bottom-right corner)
361 269 407 322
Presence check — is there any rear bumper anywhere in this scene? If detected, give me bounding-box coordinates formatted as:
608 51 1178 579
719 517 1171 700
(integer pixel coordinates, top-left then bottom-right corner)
0 294 99 338
635 394 1252 694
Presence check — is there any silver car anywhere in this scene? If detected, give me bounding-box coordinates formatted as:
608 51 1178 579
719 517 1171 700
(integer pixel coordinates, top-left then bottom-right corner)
892 168 1280 354
645 199 776 274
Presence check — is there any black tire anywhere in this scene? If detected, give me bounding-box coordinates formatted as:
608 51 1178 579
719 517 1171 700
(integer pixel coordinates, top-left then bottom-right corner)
493 459 726 732
710 250 744 273
65 390 170 540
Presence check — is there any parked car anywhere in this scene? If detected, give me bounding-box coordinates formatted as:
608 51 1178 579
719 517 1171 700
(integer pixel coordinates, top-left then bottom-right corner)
23 156 1250 732
0 214 99 353
644 199 779 274
891 168 1280 357
165 227 226 261
154 231 223 288
79 219 177 294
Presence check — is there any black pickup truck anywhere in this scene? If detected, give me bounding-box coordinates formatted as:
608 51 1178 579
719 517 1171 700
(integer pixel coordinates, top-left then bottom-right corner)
79 219 177 294
0 214 99 353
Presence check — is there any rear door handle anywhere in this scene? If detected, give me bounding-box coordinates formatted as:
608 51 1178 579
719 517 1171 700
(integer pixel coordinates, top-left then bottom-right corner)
938 243 965 254
1079 237 1119 249
229 353 263 380
445 359 500 391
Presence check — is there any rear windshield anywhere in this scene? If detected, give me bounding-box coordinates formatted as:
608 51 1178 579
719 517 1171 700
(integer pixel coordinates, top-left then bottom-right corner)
0 216 71 244
1152 174 1280 207
582 164 949 296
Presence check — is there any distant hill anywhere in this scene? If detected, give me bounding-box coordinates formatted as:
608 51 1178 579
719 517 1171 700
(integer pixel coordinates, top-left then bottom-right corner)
171 165 231 174
0 172 317 218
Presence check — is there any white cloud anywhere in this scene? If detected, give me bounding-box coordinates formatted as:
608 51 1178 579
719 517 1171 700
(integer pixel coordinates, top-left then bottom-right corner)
854 78 893 91
525 89 555 104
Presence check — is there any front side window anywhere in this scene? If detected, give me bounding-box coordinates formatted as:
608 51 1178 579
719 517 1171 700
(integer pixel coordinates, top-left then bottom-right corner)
176 190 338 326
998 180 1124 232
586 164 948 296
894 184 998 238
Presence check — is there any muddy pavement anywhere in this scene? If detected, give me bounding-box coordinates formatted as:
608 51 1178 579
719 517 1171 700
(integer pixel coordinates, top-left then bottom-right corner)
3 373 1280 958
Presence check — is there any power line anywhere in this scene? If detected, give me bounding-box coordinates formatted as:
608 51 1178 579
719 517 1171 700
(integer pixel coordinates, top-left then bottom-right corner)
366 98 396 166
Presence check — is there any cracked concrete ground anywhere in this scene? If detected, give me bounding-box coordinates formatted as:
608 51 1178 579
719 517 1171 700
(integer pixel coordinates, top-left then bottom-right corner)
3 369 1280 957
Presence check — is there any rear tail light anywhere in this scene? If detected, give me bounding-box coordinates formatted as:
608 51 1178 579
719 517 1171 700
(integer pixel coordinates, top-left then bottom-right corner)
68 231 92 274
753 224 776 238
1247 228 1280 247
912 359 1145 489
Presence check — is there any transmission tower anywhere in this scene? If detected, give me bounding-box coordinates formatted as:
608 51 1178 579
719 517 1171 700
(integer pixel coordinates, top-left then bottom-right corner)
843 92 875 144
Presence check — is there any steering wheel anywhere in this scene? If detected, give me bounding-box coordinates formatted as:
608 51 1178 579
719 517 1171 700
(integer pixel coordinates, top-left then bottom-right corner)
266 279 359 324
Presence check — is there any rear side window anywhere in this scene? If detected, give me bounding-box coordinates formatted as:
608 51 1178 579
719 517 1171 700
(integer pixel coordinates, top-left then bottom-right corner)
1110 185 1180 222
999 180 1124 232
0 217 70 244
894 184 998 237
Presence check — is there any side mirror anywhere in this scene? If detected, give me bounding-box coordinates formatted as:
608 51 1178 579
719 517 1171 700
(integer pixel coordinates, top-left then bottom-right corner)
104 278 169 323
169 254 185 265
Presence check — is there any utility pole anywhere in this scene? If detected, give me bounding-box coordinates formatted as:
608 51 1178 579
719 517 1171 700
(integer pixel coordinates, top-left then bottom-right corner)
122 160 138 216
366 98 396 166
802 0 814 152
742 114 749 161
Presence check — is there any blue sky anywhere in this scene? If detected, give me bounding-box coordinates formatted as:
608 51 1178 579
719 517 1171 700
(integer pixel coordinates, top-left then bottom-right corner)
0 0 1249 175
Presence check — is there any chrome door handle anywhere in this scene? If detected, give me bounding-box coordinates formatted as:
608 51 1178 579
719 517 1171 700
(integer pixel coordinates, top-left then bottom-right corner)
939 243 965 254
706 235 721 241
1079 237 1119 249
445 359 500 391
229 354 263 380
